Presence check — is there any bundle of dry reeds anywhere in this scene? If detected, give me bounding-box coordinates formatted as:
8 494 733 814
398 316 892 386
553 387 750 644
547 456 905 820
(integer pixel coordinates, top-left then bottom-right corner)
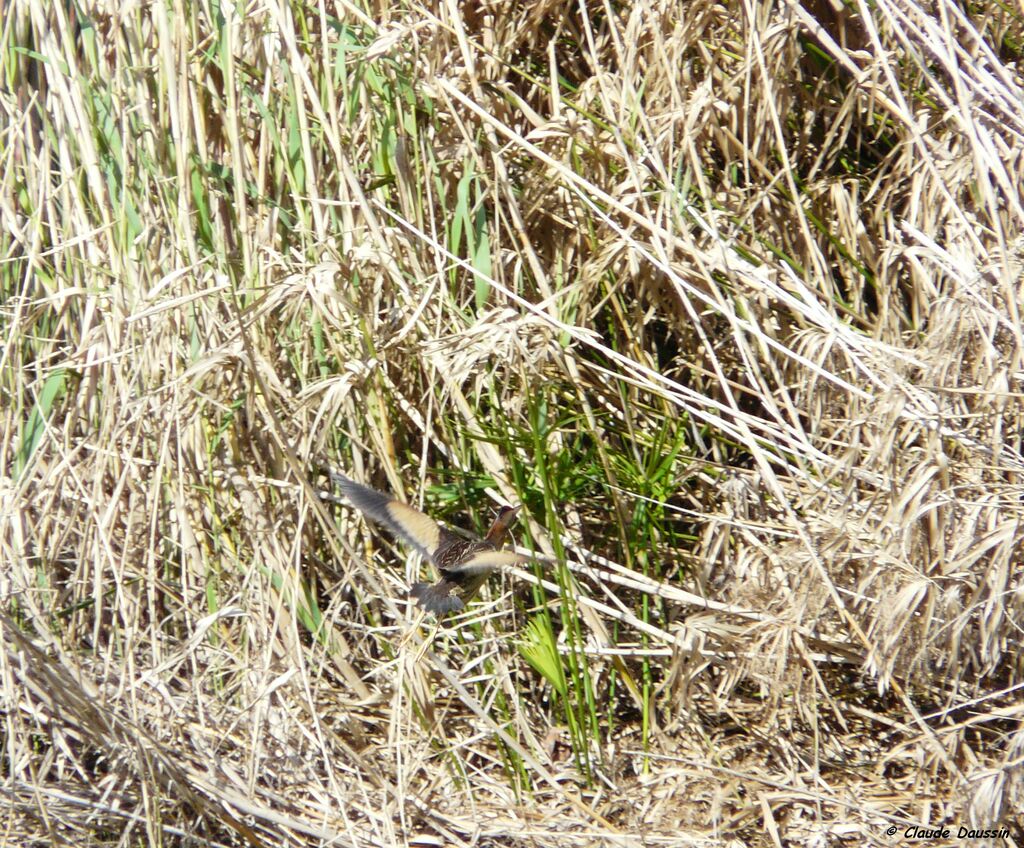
2 0 1022 844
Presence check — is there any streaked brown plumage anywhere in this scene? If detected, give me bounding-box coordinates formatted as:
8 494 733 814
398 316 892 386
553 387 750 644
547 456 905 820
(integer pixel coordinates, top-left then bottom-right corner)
328 470 524 615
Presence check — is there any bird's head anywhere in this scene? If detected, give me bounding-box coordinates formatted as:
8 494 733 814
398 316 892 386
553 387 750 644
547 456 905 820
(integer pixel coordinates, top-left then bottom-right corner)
485 504 521 545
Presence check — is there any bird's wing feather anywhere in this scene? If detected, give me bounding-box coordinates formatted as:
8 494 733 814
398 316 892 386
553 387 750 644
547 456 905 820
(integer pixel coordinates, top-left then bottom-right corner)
410 582 465 615
330 471 455 564
442 550 525 577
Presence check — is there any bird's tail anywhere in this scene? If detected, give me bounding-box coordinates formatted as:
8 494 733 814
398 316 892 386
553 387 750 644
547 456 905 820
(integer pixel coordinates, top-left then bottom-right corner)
410 582 465 616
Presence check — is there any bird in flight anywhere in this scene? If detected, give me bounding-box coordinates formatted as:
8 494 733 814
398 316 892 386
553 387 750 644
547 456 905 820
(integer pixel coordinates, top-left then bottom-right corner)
328 470 525 615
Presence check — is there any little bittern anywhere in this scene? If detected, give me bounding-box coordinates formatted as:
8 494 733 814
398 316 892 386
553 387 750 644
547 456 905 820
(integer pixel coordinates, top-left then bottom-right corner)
328 470 524 615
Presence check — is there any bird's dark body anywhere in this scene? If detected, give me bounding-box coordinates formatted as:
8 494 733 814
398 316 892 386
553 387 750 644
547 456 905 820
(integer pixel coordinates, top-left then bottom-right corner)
329 470 522 615
434 538 491 570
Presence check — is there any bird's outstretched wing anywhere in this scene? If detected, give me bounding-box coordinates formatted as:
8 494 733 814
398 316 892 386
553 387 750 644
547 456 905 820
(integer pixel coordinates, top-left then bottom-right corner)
442 550 525 577
328 471 457 566
410 552 526 615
